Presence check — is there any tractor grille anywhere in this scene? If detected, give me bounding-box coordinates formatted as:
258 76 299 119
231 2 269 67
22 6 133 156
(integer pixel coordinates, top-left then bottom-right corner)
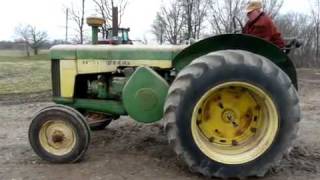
51 60 61 97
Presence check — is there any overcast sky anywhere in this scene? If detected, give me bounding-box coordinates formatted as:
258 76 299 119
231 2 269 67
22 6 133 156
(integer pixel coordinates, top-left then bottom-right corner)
0 0 311 42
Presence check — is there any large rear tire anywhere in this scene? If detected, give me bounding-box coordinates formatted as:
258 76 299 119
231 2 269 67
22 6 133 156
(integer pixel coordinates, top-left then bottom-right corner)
29 105 91 163
164 50 300 178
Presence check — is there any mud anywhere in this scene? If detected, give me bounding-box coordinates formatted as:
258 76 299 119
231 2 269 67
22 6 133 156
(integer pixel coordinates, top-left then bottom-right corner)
0 69 319 180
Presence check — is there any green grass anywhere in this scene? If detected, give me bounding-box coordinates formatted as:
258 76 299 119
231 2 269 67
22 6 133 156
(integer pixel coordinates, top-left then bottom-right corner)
0 50 51 94
0 50 49 61
0 50 27 57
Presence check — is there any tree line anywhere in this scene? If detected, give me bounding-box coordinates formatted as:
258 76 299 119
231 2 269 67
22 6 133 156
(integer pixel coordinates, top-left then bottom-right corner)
11 0 320 67
152 0 320 68
12 0 127 56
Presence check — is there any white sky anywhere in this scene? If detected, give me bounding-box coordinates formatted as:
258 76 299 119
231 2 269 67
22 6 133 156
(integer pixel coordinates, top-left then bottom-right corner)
0 0 311 41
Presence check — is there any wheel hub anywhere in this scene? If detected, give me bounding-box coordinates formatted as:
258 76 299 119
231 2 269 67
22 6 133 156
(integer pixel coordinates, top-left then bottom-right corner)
51 130 65 143
222 109 237 124
197 85 260 146
191 82 279 164
39 120 76 156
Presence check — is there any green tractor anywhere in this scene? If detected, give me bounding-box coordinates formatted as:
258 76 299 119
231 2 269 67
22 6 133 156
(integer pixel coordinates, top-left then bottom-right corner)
28 17 300 178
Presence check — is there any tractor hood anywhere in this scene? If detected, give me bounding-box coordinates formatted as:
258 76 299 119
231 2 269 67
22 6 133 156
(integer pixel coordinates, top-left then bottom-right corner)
50 45 187 61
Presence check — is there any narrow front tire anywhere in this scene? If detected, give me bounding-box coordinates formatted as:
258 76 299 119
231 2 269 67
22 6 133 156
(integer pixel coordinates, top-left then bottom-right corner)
28 105 91 163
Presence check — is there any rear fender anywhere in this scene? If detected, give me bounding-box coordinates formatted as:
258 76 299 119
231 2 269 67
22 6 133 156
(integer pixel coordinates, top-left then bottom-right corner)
173 34 298 89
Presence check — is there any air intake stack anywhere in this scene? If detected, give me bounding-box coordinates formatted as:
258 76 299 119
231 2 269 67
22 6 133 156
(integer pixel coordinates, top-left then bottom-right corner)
87 17 105 44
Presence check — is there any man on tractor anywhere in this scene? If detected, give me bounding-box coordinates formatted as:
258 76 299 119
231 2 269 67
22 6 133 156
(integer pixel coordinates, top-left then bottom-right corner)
243 0 285 48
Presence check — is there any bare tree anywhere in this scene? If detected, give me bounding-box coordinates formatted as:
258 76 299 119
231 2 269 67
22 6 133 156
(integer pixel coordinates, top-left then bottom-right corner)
310 0 320 59
69 0 85 44
15 25 48 56
15 25 31 56
262 0 284 18
92 0 128 38
208 0 284 35
29 26 48 55
153 0 209 44
208 0 247 34
181 0 210 39
276 13 315 67
152 13 166 44
152 1 185 44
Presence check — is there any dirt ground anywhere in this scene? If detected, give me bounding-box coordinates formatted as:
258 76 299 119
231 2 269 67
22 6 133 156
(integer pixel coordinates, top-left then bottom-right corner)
0 69 319 180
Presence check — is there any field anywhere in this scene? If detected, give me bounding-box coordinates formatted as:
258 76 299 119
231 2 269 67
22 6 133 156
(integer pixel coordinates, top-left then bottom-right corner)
0 50 51 95
0 50 319 180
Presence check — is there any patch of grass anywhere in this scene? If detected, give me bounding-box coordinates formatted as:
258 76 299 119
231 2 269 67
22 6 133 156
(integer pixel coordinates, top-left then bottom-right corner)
0 50 49 61
0 50 51 95
0 61 51 94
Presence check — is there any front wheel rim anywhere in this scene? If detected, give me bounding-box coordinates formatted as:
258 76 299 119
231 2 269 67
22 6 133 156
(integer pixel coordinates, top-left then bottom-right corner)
39 120 77 156
191 82 279 165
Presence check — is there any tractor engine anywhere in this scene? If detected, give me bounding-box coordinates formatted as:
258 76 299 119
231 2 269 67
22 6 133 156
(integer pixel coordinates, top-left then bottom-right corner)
86 69 134 100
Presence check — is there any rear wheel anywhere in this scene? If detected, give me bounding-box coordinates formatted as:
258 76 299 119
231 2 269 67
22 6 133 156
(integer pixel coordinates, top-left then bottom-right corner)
29 105 91 163
164 50 300 178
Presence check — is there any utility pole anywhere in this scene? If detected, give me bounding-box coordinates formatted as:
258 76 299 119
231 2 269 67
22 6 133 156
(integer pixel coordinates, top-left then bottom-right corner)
65 8 69 43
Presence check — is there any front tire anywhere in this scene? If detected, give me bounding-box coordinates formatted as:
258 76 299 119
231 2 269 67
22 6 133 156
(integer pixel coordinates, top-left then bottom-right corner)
164 50 300 178
29 105 91 163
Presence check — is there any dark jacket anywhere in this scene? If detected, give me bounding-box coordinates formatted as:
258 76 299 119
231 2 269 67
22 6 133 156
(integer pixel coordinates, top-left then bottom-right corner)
243 12 285 48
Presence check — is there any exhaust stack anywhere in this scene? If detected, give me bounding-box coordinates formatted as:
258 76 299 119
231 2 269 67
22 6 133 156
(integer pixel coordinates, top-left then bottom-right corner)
112 7 119 39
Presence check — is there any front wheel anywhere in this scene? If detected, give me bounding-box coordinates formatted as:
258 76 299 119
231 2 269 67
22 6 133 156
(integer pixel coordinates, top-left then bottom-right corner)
29 105 91 163
164 50 300 178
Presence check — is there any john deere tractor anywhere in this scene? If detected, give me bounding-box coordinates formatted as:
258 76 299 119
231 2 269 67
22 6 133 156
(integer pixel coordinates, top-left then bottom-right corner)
28 17 300 178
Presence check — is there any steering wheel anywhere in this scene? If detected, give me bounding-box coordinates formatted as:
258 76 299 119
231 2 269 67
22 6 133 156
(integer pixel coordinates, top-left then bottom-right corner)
232 16 244 34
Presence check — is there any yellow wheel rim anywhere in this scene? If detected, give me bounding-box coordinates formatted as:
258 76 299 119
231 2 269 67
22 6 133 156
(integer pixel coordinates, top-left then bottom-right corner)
191 82 279 164
39 120 76 156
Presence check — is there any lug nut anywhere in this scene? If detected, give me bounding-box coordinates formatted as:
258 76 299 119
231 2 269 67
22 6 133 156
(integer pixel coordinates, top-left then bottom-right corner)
209 137 215 143
232 140 239 146
251 128 257 133
232 122 239 128
213 96 222 102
